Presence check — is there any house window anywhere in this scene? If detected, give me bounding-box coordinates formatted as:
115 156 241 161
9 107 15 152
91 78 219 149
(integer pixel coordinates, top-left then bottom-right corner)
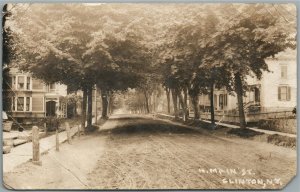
26 97 30 111
48 83 56 92
17 97 24 111
219 94 228 110
26 77 31 90
254 87 260 103
278 86 291 101
17 76 25 90
50 83 56 90
281 65 287 79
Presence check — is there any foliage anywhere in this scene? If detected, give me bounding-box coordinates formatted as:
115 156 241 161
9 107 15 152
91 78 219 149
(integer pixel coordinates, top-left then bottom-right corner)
5 4 296 128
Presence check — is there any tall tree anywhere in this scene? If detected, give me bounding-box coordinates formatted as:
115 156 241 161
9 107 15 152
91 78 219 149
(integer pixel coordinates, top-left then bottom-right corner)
206 4 296 129
2 4 15 112
8 4 151 127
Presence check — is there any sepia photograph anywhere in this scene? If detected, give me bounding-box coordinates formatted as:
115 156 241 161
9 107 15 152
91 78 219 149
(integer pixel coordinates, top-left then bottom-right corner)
1 2 297 190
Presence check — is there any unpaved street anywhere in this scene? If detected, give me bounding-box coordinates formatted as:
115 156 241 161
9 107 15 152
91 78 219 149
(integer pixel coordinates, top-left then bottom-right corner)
3 115 296 190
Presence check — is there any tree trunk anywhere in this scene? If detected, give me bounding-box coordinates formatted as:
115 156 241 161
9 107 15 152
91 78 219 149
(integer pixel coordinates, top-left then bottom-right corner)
171 89 179 119
109 95 114 114
177 89 188 122
191 95 200 120
94 88 98 124
81 87 87 129
143 91 150 113
73 103 77 117
74 91 78 117
86 86 93 130
166 88 171 114
183 88 188 107
101 89 108 119
149 94 152 113
73 97 78 117
107 94 110 115
152 92 156 112
183 87 189 117
235 72 247 129
210 81 215 126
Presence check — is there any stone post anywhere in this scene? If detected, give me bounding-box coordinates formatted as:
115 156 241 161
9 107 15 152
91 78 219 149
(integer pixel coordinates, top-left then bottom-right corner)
65 122 72 144
32 126 42 165
56 128 59 151
78 125 81 138
44 122 47 134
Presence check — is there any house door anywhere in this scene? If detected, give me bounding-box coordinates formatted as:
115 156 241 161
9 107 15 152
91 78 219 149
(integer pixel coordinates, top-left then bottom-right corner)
46 101 56 116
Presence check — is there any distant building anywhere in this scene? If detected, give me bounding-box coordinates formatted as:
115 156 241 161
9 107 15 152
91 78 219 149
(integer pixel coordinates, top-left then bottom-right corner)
3 67 67 122
198 49 297 122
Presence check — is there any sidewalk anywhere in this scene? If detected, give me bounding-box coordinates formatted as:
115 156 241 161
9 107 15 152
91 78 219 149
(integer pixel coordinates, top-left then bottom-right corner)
202 120 297 138
3 116 102 173
3 126 79 173
156 113 297 138
3 131 31 140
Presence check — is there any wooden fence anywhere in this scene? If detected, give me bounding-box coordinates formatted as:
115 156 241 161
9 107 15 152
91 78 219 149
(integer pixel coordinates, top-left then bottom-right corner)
198 111 294 123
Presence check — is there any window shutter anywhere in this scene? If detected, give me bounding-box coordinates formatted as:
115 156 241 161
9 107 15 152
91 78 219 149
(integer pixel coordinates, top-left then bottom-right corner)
278 87 281 101
287 87 291 101
26 97 30 111
214 94 217 108
11 97 15 111
284 66 287 79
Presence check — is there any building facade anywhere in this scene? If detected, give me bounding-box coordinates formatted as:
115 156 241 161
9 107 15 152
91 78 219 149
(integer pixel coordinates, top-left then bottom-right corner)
3 68 67 122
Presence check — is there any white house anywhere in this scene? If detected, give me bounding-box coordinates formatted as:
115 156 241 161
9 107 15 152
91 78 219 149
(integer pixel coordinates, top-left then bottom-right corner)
198 49 297 122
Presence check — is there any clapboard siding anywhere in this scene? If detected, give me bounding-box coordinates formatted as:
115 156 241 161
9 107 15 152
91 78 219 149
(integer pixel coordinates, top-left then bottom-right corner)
32 97 44 111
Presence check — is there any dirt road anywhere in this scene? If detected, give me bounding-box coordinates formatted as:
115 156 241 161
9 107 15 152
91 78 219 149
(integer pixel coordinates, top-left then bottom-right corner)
3 115 296 190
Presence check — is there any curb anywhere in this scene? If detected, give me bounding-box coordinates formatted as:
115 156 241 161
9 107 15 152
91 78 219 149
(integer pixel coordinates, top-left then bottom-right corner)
155 113 297 138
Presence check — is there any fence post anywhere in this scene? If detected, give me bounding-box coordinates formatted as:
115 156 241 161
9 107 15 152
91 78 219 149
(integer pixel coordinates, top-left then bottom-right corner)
78 125 81 138
65 122 72 144
56 128 59 151
43 122 47 134
32 126 42 165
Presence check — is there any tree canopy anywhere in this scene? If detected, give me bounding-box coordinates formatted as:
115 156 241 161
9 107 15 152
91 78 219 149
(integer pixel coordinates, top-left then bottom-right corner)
5 3 296 129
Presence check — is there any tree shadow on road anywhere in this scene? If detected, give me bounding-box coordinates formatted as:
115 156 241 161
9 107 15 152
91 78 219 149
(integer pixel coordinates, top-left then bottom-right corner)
108 116 150 121
227 128 264 138
106 121 200 135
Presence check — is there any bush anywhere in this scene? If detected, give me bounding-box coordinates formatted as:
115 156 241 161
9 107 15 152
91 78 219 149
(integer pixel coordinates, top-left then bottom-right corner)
227 128 264 138
258 118 296 134
43 117 61 132
267 134 296 148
